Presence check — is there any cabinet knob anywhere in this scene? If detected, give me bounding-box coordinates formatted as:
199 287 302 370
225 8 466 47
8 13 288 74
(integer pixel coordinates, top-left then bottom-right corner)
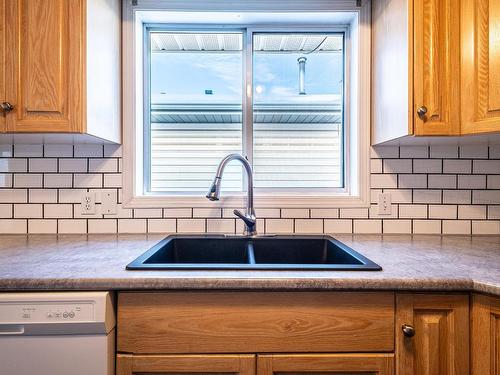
402 324 416 337
0 102 14 113
417 105 428 120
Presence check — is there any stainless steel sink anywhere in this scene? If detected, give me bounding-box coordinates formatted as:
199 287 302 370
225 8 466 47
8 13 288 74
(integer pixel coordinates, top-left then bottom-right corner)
126 235 381 270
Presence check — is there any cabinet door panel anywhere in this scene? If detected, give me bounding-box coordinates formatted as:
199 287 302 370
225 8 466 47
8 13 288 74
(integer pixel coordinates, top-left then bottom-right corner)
461 0 500 134
413 0 460 135
117 354 256 375
257 354 393 375
471 294 500 374
4 0 83 132
396 294 469 375
0 0 5 132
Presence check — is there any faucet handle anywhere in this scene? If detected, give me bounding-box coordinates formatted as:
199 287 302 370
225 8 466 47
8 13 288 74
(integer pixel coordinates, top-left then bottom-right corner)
233 209 256 227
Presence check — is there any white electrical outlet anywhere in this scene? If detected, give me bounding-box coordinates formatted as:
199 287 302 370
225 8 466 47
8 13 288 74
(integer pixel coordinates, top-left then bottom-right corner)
378 193 392 215
81 191 96 215
101 190 117 215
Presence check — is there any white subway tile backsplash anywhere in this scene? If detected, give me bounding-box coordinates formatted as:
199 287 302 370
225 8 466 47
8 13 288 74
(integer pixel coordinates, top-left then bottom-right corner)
460 145 488 159
413 220 441 234
88 219 117 233
443 160 471 174
14 174 43 188
118 218 147 234
147 218 176 233
29 189 57 203
14 144 43 157
324 219 352 234
458 175 486 189
294 219 323 234
400 146 428 158
413 159 442 174
44 174 73 188
0 158 27 173
443 190 472 204
281 208 309 218
177 218 205 233
383 220 411 234
58 219 87 234
0 143 496 235
428 175 456 189
442 220 471 235
207 218 235 234
74 174 102 188
44 144 73 157
399 174 427 188
471 220 500 234
371 174 397 188
458 205 487 220
473 160 500 174
14 204 43 218
430 145 458 159
266 219 294 234
29 158 57 172
0 219 27 234
353 219 381 234
43 204 73 218
74 144 103 158
310 208 339 218
429 205 457 219
28 219 57 234
59 159 88 173
383 159 412 173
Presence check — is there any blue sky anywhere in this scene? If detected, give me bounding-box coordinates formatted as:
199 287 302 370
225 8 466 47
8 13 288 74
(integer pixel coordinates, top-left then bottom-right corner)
150 51 343 102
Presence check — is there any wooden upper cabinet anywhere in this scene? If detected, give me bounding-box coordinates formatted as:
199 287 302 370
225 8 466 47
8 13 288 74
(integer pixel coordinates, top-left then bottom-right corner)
4 0 83 133
413 0 461 136
258 354 394 375
461 0 500 134
471 294 500 374
0 0 121 142
0 0 5 132
117 354 256 375
396 294 469 375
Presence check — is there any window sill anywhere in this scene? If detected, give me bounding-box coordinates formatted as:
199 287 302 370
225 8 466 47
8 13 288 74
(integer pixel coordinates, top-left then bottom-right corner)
122 192 370 209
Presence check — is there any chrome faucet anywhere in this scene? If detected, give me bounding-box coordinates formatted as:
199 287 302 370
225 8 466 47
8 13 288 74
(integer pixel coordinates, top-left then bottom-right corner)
206 154 257 236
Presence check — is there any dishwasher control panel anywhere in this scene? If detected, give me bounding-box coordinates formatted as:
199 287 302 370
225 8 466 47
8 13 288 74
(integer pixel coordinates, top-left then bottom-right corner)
0 302 94 323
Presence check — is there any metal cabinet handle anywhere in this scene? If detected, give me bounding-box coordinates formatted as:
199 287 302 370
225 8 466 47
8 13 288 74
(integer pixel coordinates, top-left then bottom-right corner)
0 102 14 113
402 324 415 337
417 105 428 120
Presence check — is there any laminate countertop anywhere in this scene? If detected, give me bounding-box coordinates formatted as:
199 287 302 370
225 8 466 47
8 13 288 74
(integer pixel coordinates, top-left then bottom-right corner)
0 234 498 295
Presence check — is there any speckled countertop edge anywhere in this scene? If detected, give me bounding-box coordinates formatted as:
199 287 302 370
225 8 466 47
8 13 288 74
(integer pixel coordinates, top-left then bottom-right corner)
0 234 498 296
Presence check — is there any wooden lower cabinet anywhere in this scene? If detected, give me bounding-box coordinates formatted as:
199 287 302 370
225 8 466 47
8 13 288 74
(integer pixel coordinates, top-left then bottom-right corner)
471 294 500 374
116 354 394 375
116 354 256 375
396 294 469 375
258 354 394 375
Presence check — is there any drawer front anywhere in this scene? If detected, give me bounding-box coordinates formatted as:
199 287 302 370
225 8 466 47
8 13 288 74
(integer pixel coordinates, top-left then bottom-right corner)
117 292 395 354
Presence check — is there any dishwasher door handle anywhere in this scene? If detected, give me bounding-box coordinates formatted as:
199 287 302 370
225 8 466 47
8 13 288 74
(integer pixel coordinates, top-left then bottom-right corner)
0 324 25 335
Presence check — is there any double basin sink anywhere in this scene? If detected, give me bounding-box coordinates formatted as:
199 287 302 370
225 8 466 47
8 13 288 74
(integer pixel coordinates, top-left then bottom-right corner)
127 235 381 270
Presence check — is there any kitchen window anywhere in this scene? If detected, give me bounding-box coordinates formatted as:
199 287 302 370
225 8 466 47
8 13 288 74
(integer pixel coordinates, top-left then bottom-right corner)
123 0 370 208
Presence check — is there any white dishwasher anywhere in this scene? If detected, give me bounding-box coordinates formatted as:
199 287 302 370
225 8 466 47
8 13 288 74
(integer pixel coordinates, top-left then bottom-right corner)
0 292 115 375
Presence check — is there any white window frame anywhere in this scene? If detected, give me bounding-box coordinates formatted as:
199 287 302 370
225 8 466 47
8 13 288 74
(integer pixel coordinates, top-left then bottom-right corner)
122 0 371 208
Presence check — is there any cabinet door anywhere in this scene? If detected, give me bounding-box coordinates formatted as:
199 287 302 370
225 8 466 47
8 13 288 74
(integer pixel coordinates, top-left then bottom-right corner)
117 354 256 375
471 294 500 374
4 0 84 133
0 0 5 132
461 0 500 134
258 354 393 375
396 294 469 375
413 0 461 135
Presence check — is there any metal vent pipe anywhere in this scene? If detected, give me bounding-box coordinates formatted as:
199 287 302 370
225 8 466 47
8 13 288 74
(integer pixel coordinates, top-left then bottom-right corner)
298 57 307 95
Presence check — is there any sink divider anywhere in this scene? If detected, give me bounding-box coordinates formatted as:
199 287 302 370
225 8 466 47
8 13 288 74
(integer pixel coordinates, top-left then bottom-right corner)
246 242 256 265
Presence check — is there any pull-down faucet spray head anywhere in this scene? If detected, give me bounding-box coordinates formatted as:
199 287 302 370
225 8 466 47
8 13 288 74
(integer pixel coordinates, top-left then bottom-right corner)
206 177 222 201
